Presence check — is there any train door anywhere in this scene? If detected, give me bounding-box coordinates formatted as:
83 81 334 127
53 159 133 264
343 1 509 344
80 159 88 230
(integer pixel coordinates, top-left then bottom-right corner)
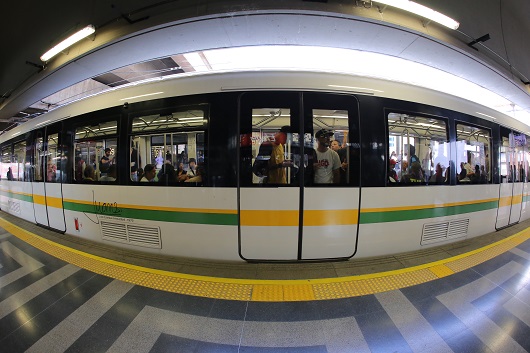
239 92 301 260
496 128 524 229
238 92 360 261
301 93 360 259
31 126 67 232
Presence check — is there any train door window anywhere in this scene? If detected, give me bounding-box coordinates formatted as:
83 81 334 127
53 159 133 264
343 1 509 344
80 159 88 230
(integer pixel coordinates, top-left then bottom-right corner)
456 124 491 184
388 113 449 185
522 135 530 183
13 141 27 181
130 107 207 184
34 134 44 182
250 108 297 185
46 133 60 182
311 109 349 185
74 121 118 183
1 145 10 180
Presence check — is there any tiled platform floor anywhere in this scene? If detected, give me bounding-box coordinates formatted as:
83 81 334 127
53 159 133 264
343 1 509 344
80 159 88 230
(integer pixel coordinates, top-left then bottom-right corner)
1 213 530 352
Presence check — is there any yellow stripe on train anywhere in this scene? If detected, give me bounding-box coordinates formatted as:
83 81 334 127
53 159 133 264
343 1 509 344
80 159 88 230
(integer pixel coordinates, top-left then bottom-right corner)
240 209 358 227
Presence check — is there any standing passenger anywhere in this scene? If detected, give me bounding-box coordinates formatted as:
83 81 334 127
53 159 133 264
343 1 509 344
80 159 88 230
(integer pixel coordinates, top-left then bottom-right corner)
313 129 341 184
331 140 348 184
253 126 293 184
130 146 141 181
7 167 13 181
99 148 112 175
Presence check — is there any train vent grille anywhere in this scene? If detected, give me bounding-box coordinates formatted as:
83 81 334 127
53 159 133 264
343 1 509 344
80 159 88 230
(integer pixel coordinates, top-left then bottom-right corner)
101 222 162 249
421 219 469 245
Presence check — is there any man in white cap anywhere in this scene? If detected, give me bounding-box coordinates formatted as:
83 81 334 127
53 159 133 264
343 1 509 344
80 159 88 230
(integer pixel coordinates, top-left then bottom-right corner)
314 129 341 184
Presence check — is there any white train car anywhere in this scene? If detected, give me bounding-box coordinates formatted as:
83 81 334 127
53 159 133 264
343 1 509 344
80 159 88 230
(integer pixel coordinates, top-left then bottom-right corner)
1 71 528 262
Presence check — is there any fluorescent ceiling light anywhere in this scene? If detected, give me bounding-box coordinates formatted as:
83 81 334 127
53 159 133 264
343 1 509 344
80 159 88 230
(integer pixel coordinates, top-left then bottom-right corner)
40 25 95 62
373 0 459 30
328 85 384 93
476 112 496 120
119 92 164 101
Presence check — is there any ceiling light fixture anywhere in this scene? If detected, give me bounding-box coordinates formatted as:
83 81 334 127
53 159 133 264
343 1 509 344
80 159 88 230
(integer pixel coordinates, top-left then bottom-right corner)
373 0 459 30
40 25 96 62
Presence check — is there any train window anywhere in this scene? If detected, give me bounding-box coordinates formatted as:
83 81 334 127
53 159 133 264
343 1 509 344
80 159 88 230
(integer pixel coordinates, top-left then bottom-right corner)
1 146 10 180
388 113 449 185
74 122 118 183
13 141 26 181
130 108 207 184
521 135 530 182
456 124 491 184
131 110 205 133
251 108 297 185
46 133 60 182
34 135 44 182
312 109 349 185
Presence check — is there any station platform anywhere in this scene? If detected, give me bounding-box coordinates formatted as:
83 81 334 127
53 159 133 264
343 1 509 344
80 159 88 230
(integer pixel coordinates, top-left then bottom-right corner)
1 211 530 352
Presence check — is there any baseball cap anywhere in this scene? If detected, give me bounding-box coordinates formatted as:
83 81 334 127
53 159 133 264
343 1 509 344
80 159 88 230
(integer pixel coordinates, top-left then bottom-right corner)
315 129 333 138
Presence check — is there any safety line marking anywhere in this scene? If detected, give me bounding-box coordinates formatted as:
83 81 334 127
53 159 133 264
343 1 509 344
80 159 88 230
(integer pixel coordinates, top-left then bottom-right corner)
1 216 529 302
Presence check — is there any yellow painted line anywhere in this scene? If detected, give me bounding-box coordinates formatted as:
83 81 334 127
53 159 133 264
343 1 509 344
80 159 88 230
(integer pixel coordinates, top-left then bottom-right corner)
428 264 454 278
1 216 529 302
362 197 499 213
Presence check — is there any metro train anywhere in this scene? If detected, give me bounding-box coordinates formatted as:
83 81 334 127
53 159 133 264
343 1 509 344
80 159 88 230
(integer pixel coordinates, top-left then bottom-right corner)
1 70 529 262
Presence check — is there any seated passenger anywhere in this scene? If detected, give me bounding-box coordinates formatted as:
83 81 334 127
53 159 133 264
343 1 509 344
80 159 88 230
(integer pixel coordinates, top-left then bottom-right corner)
82 165 96 183
186 158 197 179
136 167 144 182
470 164 481 183
459 162 473 182
141 164 157 182
100 164 117 182
388 159 398 183
397 160 408 181
401 161 423 183
176 162 187 182
158 159 176 185
185 164 204 184
429 163 444 184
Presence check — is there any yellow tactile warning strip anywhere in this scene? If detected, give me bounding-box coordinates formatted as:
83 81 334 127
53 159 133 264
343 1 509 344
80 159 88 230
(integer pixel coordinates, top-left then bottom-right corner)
1 217 530 302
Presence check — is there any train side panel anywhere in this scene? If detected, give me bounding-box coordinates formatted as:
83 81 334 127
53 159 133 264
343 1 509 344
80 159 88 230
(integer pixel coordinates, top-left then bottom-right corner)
61 184 241 261
357 185 499 258
1 181 35 224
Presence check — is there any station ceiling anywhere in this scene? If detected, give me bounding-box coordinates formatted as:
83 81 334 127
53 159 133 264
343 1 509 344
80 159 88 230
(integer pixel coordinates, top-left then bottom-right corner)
1 0 530 134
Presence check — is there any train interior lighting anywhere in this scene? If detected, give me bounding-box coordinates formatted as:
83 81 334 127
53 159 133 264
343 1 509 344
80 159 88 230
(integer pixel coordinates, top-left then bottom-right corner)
31 46 530 128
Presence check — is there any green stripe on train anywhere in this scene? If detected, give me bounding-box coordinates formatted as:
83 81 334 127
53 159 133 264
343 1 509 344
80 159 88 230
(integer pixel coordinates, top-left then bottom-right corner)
62 201 238 226
2 191 33 203
359 200 499 224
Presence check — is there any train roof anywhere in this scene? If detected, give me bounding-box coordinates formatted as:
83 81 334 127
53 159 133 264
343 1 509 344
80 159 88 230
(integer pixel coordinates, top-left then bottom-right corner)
0 70 525 143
